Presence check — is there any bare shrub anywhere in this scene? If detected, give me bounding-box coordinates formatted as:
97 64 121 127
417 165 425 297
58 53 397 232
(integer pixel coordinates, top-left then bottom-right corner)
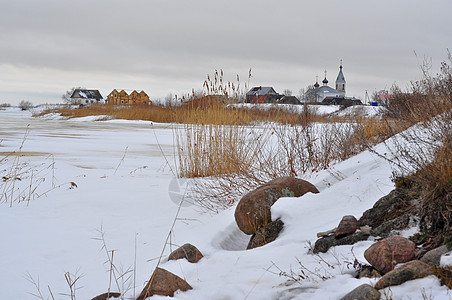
380 51 452 237
177 116 392 211
19 100 33 110
383 52 452 190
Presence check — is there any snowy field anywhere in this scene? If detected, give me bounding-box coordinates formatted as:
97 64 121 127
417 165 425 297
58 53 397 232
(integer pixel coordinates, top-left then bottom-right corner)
230 103 384 118
0 107 450 299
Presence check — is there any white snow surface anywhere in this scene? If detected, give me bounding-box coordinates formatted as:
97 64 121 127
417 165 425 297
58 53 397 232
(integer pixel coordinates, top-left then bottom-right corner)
229 103 384 118
230 103 342 115
0 107 450 299
441 252 452 268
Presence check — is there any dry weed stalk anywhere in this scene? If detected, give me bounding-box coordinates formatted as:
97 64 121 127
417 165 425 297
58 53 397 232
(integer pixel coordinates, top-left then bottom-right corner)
63 271 83 300
93 226 134 299
0 128 62 206
25 273 48 300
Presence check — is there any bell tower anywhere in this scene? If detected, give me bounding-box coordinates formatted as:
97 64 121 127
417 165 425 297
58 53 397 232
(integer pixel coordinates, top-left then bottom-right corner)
335 59 346 96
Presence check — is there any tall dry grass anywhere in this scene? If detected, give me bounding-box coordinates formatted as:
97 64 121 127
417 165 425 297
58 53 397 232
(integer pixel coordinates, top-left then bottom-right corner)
383 52 452 191
36 100 322 126
380 52 452 237
175 115 392 211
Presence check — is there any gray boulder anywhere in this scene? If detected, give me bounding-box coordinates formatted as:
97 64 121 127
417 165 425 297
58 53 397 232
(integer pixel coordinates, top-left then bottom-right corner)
341 284 381 300
375 260 433 289
420 245 451 266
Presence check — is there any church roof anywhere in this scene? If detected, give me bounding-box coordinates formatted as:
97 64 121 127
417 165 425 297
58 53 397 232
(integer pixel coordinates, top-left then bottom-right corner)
318 85 340 94
336 65 346 83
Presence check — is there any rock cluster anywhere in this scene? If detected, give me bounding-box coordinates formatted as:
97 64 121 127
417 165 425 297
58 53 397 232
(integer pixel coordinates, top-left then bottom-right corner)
126 177 319 300
340 238 439 297
313 185 451 298
109 178 449 299
314 215 368 253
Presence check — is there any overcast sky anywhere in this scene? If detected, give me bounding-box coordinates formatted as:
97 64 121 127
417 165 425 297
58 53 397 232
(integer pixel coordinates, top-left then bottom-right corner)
1 0 451 105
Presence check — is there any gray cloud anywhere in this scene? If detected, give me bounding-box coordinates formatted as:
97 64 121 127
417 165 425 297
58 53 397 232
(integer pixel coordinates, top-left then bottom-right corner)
1 0 451 105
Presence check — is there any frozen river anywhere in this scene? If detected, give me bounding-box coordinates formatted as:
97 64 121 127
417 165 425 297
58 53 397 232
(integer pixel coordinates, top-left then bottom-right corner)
0 107 176 162
0 108 184 299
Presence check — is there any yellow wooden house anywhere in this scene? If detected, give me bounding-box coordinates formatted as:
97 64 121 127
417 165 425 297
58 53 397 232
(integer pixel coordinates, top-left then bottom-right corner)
105 89 151 105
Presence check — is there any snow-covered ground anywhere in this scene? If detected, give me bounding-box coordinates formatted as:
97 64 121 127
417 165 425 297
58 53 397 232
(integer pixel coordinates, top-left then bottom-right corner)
0 107 450 299
230 103 341 115
230 103 384 118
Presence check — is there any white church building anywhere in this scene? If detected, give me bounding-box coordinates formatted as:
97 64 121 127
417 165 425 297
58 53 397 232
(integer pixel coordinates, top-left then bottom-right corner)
313 61 346 103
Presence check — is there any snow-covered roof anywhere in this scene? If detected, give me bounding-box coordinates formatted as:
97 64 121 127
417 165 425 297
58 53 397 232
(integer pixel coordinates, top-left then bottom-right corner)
318 85 341 94
246 86 277 96
70 89 103 100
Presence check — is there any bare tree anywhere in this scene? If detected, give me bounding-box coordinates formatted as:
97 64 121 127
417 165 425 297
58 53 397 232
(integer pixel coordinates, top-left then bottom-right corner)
298 88 305 102
19 100 33 110
282 89 293 96
302 85 317 103
165 93 176 107
371 89 389 102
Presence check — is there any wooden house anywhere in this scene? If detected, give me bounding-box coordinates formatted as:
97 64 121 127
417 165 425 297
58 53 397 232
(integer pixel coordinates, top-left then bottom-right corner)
106 90 151 105
278 96 302 105
139 91 152 105
322 96 362 106
129 90 140 105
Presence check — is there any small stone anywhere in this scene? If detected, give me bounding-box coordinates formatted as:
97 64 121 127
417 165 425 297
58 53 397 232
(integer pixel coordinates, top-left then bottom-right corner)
168 243 203 263
359 266 382 279
335 215 360 239
136 267 192 299
360 225 372 235
316 227 337 238
341 284 381 300
421 245 450 266
314 232 370 253
91 292 121 300
247 219 284 249
375 260 433 290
